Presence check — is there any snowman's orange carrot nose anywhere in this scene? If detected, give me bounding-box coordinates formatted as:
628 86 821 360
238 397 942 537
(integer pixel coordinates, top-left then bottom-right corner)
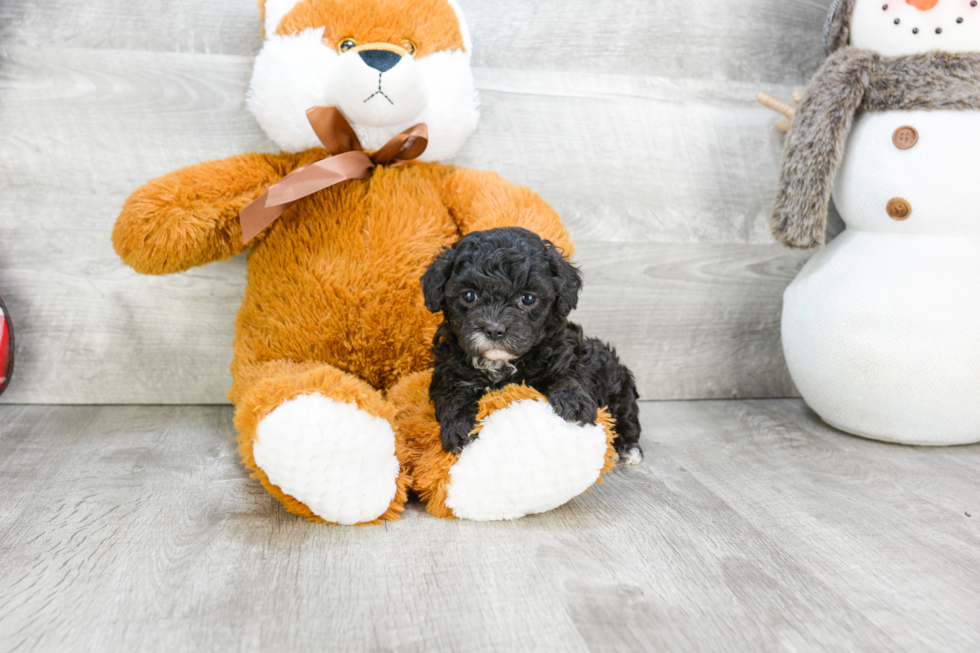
906 0 939 10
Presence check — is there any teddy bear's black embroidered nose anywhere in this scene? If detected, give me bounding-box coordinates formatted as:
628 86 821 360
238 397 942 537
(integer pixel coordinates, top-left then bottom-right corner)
359 49 402 72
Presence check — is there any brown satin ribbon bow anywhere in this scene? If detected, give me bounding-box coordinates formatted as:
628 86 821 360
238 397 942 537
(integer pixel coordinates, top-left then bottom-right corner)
239 105 428 243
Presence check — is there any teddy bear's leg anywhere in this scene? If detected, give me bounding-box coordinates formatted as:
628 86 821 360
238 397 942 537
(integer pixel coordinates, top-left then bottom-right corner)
233 360 409 525
389 371 617 521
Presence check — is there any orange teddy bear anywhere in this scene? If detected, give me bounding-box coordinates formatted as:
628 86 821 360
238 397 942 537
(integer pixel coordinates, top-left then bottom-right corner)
112 0 618 524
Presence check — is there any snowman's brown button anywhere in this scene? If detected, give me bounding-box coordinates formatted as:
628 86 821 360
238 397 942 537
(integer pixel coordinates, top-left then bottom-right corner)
887 198 912 220
893 126 918 150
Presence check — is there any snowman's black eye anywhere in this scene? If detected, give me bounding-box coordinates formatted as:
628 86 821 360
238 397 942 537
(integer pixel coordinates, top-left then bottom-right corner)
895 18 901 24
912 27 920 34
338 38 357 53
882 3 888 9
936 27 943 34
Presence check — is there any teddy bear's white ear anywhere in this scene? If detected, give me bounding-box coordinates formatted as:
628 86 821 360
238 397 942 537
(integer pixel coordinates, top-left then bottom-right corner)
262 0 304 38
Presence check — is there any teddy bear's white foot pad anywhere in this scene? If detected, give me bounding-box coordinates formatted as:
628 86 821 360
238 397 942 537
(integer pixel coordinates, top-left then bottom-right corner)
253 393 400 524
445 399 610 521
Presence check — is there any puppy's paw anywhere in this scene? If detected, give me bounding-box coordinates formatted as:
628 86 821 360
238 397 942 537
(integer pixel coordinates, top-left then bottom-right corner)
440 418 476 454
617 444 644 465
548 389 598 426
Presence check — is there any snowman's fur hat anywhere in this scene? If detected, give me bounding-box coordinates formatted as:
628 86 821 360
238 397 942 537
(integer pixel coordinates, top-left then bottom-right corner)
772 1 980 248
248 0 478 162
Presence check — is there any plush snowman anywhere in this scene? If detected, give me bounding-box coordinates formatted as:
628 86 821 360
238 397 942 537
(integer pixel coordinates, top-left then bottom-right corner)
767 0 980 445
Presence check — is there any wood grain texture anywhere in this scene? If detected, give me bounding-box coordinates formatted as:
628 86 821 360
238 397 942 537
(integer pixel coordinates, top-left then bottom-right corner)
1 401 977 652
463 0 829 83
574 242 811 400
0 0 838 403
0 0 265 56
0 0 830 82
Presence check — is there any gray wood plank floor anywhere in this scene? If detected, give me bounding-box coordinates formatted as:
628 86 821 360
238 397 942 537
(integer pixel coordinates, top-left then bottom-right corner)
0 0 842 404
2 401 977 653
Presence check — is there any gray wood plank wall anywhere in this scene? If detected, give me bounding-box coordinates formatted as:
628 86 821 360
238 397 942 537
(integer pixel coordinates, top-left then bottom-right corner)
0 0 838 404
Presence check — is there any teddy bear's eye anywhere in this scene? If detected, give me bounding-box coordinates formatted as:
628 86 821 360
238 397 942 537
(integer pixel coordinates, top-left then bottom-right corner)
462 291 478 304
400 39 418 57
520 294 537 307
338 38 357 53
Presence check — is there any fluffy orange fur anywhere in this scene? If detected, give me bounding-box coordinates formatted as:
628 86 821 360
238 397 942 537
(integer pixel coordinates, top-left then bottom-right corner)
273 0 466 56
113 147 573 522
113 152 296 274
391 372 618 520
387 371 458 518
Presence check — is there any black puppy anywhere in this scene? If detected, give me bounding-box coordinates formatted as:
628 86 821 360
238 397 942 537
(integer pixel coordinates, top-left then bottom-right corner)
421 227 643 464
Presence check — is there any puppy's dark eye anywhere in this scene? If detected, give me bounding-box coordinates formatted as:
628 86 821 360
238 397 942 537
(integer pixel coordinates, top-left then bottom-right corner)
462 291 478 304
338 38 357 53
520 294 537 307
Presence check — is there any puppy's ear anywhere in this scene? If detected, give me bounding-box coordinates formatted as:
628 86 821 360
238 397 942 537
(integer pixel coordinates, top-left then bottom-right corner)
421 247 455 313
545 242 582 317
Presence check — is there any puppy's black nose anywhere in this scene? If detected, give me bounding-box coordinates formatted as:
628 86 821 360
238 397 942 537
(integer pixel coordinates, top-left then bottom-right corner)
484 323 507 341
359 49 402 72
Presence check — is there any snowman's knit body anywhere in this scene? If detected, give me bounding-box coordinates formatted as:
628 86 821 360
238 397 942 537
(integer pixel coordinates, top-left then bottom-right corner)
775 0 980 444
784 109 980 444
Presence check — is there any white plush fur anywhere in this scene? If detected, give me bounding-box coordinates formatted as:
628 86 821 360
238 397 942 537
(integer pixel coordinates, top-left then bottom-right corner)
444 399 610 521
248 29 336 153
252 393 401 524
850 0 980 56
782 110 980 445
247 21 479 160
327 49 430 129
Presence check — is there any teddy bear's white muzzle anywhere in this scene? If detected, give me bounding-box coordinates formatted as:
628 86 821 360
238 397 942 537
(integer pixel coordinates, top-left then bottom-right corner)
329 51 429 129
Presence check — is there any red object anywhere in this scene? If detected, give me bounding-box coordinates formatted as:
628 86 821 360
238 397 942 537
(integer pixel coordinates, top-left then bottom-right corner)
0 296 11 396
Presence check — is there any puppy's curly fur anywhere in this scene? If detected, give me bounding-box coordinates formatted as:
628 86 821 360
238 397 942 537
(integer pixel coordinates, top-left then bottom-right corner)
421 227 642 463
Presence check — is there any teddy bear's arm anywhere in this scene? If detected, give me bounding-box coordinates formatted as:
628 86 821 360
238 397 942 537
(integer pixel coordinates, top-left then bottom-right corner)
112 152 301 274
442 169 575 256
